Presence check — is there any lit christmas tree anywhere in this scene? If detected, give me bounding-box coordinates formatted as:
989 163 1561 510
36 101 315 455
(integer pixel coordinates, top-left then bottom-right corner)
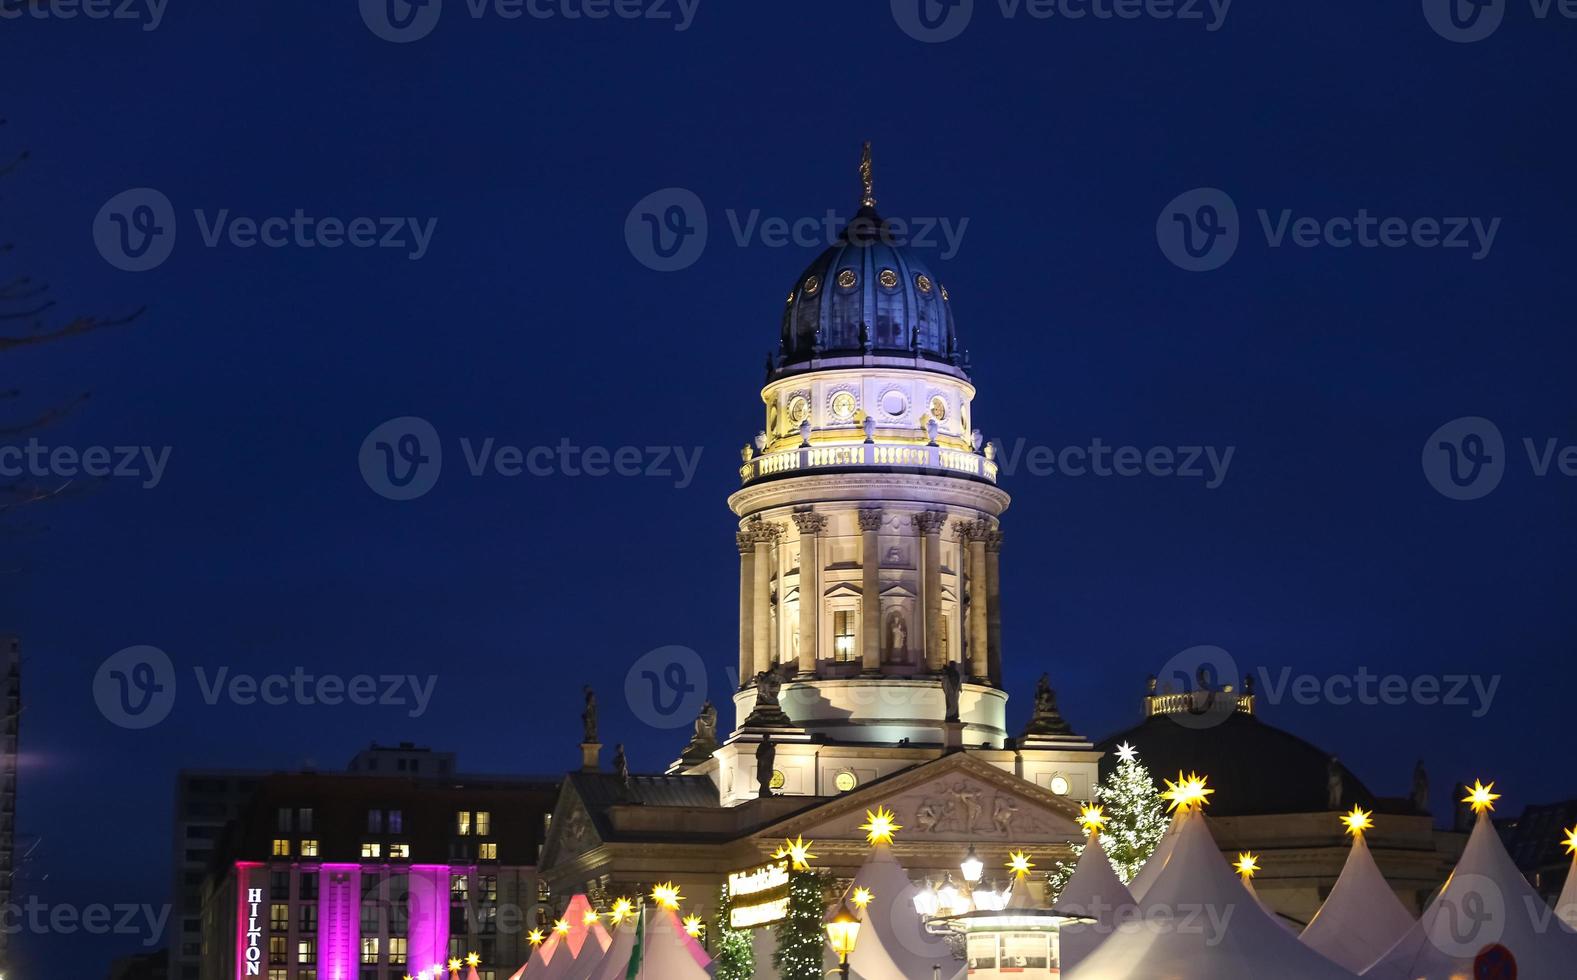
772 863 832 980
711 883 754 980
1047 741 1169 897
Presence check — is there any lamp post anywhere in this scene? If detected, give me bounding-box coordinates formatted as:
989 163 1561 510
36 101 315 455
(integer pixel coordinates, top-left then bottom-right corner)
824 898 862 980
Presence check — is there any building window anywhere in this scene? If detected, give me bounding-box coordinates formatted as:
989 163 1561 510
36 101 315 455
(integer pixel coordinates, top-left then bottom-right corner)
361 842 381 859
269 971 287 980
301 839 319 857
272 839 291 857
389 843 410 859
451 875 469 901
388 810 403 833
299 808 314 832
367 810 384 833
300 972 316 980
479 875 497 902
277 808 293 832
456 811 472 836
270 904 289 931
271 871 290 900
833 610 857 662
300 875 319 900
478 842 497 861
388 937 407 965
297 939 316 965
449 938 466 959
298 905 317 932
360 938 380 965
475 811 491 836
269 937 287 965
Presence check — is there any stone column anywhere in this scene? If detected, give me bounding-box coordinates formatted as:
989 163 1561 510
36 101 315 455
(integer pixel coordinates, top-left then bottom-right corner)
791 511 828 677
858 509 884 673
915 511 947 672
737 531 755 688
985 528 1004 687
968 521 990 681
749 521 781 677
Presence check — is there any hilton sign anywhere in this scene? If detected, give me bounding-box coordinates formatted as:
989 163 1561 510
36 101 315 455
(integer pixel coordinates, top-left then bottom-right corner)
242 887 264 976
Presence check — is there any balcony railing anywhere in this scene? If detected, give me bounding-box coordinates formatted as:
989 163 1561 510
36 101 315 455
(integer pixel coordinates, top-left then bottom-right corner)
740 442 998 485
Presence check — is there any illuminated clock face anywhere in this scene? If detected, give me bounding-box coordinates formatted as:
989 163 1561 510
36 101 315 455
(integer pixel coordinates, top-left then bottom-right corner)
787 396 809 426
770 770 786 790
831 392 857 421
1049 775 1070 796
834 771 858 792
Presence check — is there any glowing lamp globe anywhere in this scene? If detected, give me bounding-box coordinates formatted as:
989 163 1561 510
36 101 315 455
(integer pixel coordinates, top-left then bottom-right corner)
825 900 862 959
961 844 984 884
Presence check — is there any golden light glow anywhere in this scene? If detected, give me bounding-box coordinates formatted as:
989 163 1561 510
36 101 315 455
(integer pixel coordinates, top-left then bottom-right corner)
1007 851 1035 878
447 959 462 974
1078 803 1107 834
526 930 545 947
610 897 635 924
430 965 444 978
552 919 569 935
651 882 683 910
583 908 600 926
1234 853 1260 881
465 953 480 969
851 887 874 910
783 835 817 871
1462 779 1501 814
859 806 902 846
683 914 704 937
1563 826 1577 857
1162 771 1215 813
1342 806 1375 837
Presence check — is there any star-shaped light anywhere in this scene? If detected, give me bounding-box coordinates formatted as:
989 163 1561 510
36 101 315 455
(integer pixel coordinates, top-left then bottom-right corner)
552 919 569 935
682 913 705 937
447 959 462 974
1115 742 1138 763
859 806 902 846
651 882 683 910
1341 806 1374 837
1462 779 1500 815
1234 853 1260 881
526 929 545 946
430 965 445 978
464 953 481 969
783 835 817 871
851 887 874 910
1078 803 1107 834
1162 771 1214 813
1007 851 1035 878
1563 826 1577 857
610 897 635 924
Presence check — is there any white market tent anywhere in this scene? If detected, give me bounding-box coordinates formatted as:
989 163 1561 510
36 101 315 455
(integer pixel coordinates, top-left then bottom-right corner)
1558 850 1577 931
585 919 637 980
1299 828 1415 972
1068 810 1359 979
624 906 712 979
1126 807 1185 900
1053 829 1137 972
523 895 610 980
1364 804 1577 979
845 841 961 980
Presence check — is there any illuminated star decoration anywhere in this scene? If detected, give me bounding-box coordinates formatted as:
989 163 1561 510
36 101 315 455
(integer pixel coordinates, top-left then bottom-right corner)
782 835 818 871
1162 771 1215 813
610 897 635 924
1562 825 1577 857
851 887 874 910
552 919 570 935
1115 741 1138 764
464 953 480 969
651 882 683 910
1342 806 1375 837
430 965 444 978
682 914 704 937
1007 851 1035 878
859 806 903 846
1078 803 1107 835
1462 779 1501 815
584 908 602 925
447 959 462 974
526 929 545 946
1234 853 1260 881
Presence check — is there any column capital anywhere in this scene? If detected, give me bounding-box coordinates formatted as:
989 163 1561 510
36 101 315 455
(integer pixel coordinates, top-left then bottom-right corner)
744 516 784 542
912 511 948 535
984 528 1005 552
791 511 829 535
857 508 885 532
953 517 993 541
736 532 756 555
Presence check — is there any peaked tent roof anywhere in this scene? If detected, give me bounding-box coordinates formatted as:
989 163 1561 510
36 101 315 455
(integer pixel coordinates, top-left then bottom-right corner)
1068 811 1358 980
528 896 607 980
625 906 711 979
1364 811 1577 979
1299 833 1415 972
846 841 960 980
1559 855 1577 931
1126 807 1185 900
1055 831 1137 972
585 919 637 980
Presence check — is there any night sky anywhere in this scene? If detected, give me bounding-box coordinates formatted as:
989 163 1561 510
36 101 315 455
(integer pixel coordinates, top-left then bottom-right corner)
5 1 1575 975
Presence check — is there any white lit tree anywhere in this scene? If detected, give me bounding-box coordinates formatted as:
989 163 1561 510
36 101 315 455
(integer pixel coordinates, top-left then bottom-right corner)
1047 742 1169 897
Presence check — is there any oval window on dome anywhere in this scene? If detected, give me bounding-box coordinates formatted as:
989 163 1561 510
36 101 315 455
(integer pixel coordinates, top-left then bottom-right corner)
878 268 898 289
881 390 908 417
916 274 934 295
929 395 948 422
804 274 821 296
837 269 858 289
941 284 950 301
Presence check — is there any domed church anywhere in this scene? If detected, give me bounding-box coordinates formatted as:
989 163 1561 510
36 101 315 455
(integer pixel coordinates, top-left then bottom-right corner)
537 147 1100 925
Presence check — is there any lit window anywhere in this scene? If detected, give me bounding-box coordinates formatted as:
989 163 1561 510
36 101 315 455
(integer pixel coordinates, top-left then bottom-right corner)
475 812 491 836
301 839 319 858
389 810 403 833
297 938 316 965
478 842 497 861
269 971 287 980
389 843 410 859
833 611 857 662
456 811 472 836
451 875 469 900
270 904 289 931
361 842 381 859
480 875 497 902
272 839 291 857
269 937 287 965
360 938 380 965
387 938 407 965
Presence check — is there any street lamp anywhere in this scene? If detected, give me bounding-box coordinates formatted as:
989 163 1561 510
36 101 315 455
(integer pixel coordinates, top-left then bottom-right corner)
960 844 984 885
824 898 862 979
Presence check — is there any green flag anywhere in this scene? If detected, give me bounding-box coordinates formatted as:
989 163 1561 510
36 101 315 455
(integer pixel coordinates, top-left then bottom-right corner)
625 905 646 980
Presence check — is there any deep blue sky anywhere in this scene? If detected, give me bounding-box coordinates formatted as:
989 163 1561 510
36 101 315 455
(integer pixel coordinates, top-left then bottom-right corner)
5 1 1575 975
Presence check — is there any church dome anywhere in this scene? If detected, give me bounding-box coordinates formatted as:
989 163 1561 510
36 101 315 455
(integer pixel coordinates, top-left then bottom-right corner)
775 207 963 379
